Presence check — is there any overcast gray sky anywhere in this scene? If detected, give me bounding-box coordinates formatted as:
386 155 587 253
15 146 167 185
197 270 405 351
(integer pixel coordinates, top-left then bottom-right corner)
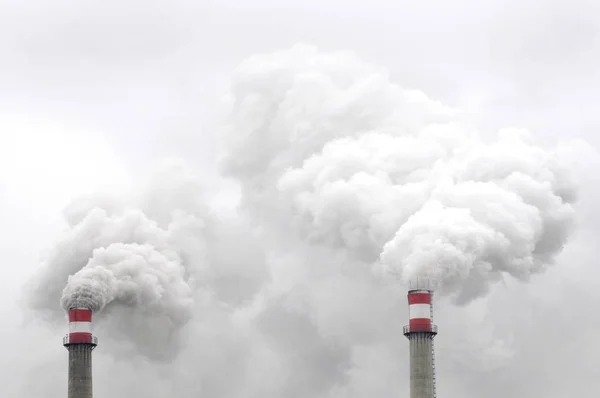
1 0 600 397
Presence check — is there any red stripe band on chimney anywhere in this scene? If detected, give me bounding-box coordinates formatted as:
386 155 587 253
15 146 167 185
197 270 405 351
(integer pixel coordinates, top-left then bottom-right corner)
409 318 432 332
67 332 94 344
68 308 92 322
407 292 431 305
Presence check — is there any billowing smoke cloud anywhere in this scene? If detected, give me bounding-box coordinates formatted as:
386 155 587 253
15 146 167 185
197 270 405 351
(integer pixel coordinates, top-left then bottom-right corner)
60 242 192 318
21 44 594 398
219 44 578 304
26 160 207 359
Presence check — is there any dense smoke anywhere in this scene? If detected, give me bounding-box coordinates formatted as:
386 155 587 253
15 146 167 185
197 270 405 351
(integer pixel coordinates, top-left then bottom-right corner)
22 44 589 397
60 242 192 316
26 160 206 359
219 44 577 303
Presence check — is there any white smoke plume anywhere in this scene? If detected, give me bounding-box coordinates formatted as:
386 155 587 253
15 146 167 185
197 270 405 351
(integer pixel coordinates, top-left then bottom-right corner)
60 242 192 319
219 44 578 304
26 160 207 359
21 44 594 398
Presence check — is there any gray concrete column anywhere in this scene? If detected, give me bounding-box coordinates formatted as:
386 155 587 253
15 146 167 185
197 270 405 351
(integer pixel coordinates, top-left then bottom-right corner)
409 334 434 398
68 344 93 398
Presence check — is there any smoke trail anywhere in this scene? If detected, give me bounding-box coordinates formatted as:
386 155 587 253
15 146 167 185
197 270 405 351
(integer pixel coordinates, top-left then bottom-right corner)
25 160 206 359
60 242 192 319
21 44 591 398
219 44 578 303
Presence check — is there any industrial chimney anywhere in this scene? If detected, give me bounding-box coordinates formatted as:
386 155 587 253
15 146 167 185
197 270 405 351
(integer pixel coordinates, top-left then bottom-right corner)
403 279 438 398
63 307 97 398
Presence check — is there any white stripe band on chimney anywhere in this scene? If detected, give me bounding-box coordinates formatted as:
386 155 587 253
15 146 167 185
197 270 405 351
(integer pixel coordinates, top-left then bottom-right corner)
69 322 92 333
409 303 431 319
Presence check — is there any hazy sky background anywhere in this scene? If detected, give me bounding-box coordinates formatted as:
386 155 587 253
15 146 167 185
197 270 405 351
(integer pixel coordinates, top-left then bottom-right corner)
1 0 600 397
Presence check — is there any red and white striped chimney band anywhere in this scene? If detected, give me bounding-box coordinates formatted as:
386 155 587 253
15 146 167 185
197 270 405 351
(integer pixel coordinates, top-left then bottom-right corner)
66 308 94 344
408 291 432 332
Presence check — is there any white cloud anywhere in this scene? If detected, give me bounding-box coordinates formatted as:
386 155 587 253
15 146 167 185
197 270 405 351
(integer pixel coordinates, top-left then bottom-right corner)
2 1 600 397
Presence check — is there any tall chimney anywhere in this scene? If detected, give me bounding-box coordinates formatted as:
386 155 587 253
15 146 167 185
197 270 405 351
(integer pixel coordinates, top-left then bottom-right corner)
403 279 438 398
63 308 97 398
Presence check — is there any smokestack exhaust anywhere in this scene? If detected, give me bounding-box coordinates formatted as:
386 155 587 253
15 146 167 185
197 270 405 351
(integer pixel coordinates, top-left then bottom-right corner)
403 279 438 398
63 308 97 398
